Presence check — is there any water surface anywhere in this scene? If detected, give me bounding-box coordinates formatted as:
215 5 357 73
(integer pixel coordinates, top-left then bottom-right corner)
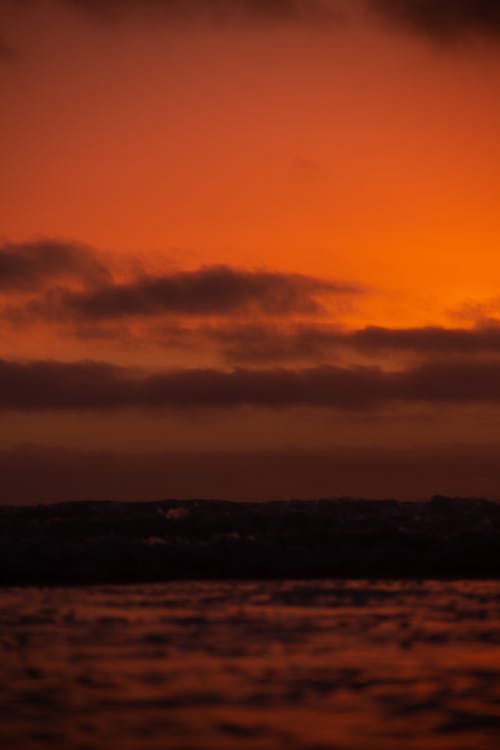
1 581 499 749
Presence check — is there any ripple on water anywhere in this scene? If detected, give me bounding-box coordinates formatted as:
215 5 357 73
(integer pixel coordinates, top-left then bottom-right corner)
1 580 499 750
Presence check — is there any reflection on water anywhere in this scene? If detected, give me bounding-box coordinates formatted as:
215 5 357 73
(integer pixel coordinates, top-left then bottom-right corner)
1 581 499 749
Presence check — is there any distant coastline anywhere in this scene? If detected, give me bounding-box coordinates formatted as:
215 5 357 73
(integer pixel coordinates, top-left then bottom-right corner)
1 497 500 585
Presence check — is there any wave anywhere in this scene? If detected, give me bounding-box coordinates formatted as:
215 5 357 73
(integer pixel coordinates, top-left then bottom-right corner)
1 497 500 584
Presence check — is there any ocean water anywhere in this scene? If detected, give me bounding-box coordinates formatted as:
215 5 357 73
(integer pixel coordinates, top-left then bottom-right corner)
1 580 499 750
3 499 500 584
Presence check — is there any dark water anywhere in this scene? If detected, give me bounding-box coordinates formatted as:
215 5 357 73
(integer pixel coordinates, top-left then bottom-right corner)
1 581 500 750
3 498 500 584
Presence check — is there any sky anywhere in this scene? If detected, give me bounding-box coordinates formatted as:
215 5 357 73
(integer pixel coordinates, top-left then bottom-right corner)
1 0 500 501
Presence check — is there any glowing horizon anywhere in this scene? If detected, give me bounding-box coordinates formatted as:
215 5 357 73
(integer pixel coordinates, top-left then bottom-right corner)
2 0 500 500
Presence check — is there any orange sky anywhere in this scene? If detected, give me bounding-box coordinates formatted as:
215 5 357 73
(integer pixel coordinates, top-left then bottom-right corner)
1 0 500 500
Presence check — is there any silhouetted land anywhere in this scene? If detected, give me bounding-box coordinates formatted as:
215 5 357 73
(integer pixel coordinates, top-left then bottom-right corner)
1 497 500 585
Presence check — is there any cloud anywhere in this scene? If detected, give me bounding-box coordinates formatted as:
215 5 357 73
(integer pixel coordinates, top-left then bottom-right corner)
350 324 500 353
398 357 500 402
451 296 500 323
211 323 500 364
4 356 500 412
46 0 500 40
0 240 359 324
213 323 342 363
5 0 500 50
371 0 500 41
0 359 385 410
33 266 359 319
0 239 110 293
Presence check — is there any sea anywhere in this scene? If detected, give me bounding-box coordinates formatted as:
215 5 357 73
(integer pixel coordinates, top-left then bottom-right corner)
1 579 499 750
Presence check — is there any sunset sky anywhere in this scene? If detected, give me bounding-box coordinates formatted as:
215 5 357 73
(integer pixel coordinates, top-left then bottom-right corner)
1 0 500 501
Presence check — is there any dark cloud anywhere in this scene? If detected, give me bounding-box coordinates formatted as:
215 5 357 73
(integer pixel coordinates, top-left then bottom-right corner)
3 356 500 412
43 267 358 319
4 0 500 48
212 323 500 363
398 357 500 402
1 443 499 502
0 239 110 293
0 359 386 410
49 0 500 40
213 323 343 363
351 324 500 353
371 0 500 41
0 240 358 321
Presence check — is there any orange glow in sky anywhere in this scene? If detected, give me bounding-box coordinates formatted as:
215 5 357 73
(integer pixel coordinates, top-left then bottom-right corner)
1 0 500 499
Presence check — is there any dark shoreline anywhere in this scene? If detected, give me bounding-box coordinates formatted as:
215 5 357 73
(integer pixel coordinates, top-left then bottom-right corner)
1 497 500 585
